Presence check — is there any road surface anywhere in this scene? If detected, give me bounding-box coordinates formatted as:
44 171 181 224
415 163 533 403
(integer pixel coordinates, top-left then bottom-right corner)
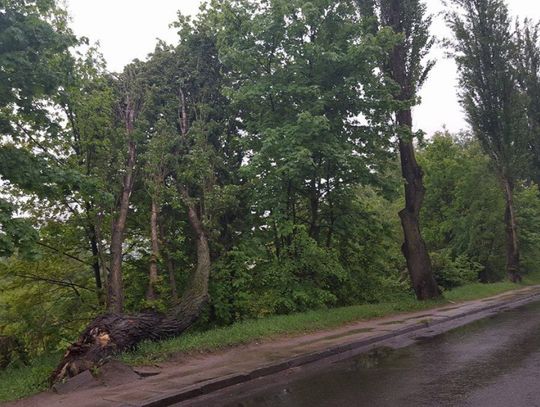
182 300 540 406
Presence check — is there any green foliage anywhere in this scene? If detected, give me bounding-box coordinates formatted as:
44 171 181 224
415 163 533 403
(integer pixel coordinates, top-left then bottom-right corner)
430 249 480 290
0 352 60 402
207 246 256 325
420 133 540 283
0 0 83 258
447 0 532 280
0 0 76 121
0 252 97 356
420 133 507 281
515 20 540 186
254 228 347 315
2 0 540 389
515 186 540 272
447 0 530 180
0 199 38 258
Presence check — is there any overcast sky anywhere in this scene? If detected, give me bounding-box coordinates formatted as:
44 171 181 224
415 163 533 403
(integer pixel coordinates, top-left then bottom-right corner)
66 0 540 136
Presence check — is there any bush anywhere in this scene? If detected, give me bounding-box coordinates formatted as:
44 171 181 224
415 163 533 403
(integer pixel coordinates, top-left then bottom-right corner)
430 249 481 290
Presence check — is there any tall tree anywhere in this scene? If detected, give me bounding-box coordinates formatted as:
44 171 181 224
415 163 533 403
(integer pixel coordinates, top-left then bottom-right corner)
447 0 529 282
106 65 145 313
369 0 440 299
50 13 230 383
515 20 540 192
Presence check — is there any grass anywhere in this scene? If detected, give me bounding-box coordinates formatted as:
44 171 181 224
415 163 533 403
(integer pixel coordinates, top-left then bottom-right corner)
445 273 540 302
0 352 60 403
2 273 540 402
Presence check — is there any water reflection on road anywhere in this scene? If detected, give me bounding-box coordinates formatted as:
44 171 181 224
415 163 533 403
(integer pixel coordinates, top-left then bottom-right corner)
186 301 540 407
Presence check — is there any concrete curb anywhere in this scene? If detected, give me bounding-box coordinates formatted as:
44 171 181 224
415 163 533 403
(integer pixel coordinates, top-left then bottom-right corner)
134 289 540 407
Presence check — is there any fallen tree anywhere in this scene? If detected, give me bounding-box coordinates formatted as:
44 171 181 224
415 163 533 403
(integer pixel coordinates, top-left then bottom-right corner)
50 198 210 383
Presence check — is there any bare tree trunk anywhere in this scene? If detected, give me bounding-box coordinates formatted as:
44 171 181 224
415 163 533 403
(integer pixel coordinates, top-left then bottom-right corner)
176 188 211 318
146 199 160 301
397 110 440 300
502 178 521 282
108 139 136 313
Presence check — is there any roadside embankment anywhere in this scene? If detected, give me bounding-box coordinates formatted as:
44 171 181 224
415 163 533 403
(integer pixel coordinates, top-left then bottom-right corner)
3 278 540 407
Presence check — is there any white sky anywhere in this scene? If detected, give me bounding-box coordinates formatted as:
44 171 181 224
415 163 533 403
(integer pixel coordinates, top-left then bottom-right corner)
66 0 540 136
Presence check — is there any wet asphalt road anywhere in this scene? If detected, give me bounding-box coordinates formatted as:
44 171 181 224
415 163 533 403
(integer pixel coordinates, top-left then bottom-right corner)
182 301 540 407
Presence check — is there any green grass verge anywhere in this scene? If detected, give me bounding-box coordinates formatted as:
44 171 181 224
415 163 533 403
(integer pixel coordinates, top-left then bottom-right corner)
2 273 540 402
445 273 540 302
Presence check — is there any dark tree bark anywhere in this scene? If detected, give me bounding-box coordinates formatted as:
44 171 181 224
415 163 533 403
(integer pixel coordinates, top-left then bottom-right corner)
397 111 440 299
502 178 521 282
108 89 140 313
381 0 440 300
85 201 104 305
89 229 102 292
94 213 109 295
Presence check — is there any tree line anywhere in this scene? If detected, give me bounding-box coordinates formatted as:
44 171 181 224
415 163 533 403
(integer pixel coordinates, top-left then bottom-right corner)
1 0 539 381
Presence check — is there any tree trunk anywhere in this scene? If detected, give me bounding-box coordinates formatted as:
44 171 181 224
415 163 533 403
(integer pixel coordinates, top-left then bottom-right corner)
89 225 104 306
308 178 320 242
84 202 104 306
397 110 440 300
94 213 109 295
50 195 211 384
376 0 439 300
146 199 160 301
502 177 521 282
107 139 136 313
